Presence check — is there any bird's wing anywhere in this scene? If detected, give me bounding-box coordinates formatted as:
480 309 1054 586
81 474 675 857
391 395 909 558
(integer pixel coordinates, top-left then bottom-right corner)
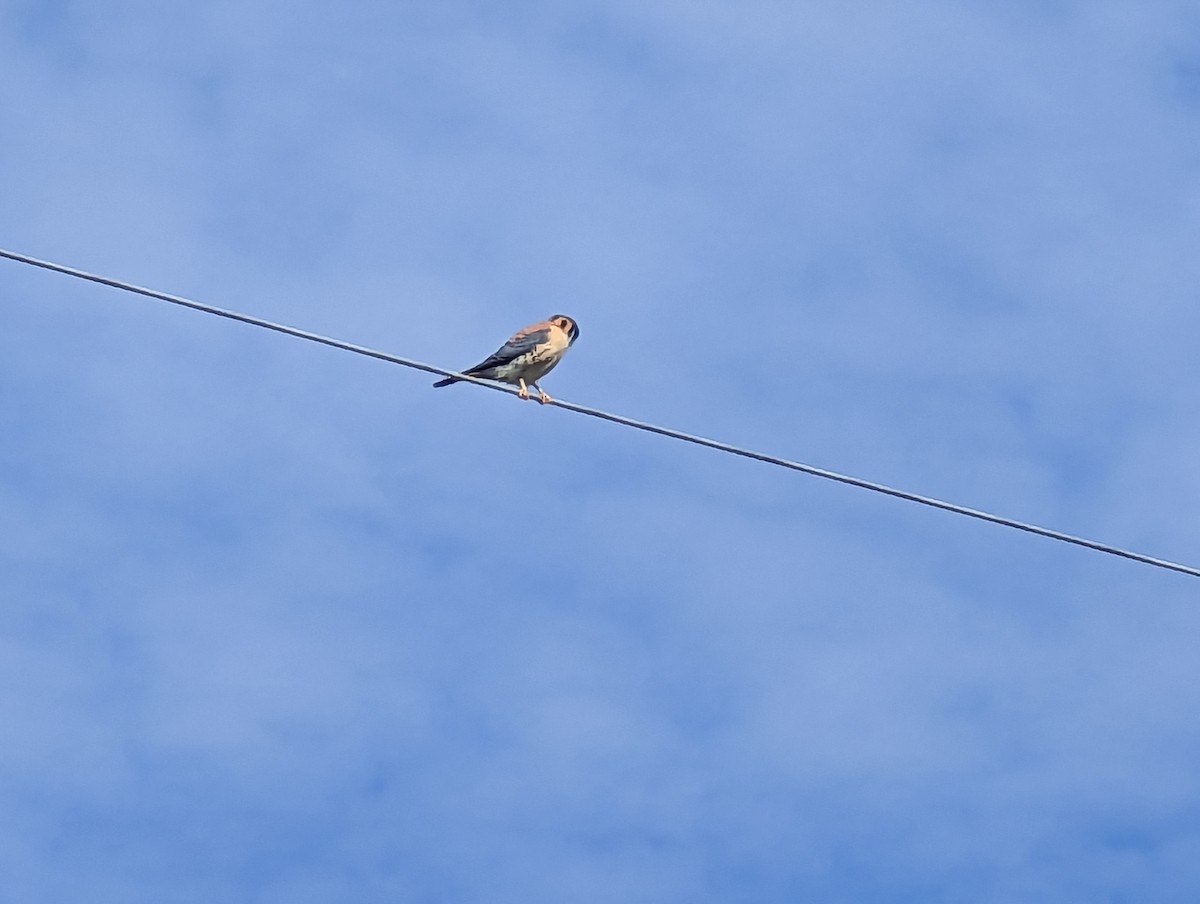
462 327 550 374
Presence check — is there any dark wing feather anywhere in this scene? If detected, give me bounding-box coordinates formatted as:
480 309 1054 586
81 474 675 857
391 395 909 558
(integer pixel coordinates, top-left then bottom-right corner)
460 328 548 375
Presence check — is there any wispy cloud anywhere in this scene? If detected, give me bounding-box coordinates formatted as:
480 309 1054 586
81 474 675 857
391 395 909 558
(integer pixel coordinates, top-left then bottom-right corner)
2 1 1199 900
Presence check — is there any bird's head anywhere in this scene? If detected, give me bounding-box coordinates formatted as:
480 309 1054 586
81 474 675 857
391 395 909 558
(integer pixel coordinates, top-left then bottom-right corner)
550 314 580 345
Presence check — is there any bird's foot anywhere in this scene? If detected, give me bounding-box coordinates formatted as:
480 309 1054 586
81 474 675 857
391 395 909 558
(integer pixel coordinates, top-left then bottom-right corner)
537 390 552 404
517 380 530 400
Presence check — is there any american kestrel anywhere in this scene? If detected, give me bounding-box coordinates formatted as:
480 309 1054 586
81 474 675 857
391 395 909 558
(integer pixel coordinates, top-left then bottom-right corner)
433 314 580 403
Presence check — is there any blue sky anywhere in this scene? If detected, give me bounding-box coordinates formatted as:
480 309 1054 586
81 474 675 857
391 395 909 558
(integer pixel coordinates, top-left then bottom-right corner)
2 1 1200 900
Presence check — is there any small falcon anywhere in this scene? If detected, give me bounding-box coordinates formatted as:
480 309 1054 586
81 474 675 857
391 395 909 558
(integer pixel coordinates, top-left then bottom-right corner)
433 314 580 403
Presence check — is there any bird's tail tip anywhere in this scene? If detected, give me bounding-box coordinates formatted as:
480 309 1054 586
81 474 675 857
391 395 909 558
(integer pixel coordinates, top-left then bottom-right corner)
432 377 458 388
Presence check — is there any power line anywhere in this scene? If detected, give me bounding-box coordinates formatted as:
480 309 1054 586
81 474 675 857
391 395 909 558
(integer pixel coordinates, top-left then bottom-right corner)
3 245 1197 580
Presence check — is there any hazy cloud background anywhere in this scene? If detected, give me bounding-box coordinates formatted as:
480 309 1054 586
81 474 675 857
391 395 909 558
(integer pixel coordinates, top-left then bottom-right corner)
2 1 1199 900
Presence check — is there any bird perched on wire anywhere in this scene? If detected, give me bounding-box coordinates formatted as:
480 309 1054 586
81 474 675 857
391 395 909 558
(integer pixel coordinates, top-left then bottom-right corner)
433 315 580 403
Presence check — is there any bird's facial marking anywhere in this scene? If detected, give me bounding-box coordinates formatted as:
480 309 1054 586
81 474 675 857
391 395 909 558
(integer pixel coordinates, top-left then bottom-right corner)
550 314 579 345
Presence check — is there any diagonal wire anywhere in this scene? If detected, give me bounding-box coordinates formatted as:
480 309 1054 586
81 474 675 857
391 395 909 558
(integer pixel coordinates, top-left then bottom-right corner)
3 246 1197 580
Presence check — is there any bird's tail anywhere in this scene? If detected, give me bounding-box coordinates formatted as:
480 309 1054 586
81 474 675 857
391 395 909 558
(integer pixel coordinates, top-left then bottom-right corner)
432 376 460 388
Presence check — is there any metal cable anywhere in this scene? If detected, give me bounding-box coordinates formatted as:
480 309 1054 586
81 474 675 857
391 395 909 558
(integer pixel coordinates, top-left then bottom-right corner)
3 246 1197 580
